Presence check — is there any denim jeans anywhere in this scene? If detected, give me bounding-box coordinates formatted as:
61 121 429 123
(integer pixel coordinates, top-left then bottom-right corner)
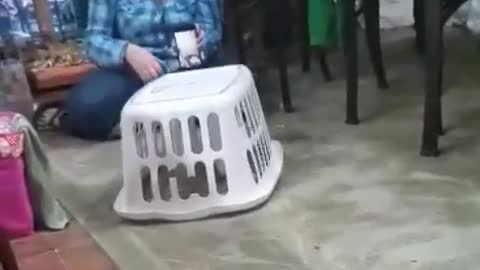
62 52 233 141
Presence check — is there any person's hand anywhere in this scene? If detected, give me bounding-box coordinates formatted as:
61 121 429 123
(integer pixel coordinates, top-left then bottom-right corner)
125 43 162 82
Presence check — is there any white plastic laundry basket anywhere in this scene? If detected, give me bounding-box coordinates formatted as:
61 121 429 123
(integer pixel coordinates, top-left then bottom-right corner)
114 65 284 221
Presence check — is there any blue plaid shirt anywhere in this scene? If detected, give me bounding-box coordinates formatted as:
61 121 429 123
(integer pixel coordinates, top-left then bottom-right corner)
85 0 222 73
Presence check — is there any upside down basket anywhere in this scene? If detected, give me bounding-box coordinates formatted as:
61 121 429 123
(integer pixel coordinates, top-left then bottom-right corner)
114 65 284 221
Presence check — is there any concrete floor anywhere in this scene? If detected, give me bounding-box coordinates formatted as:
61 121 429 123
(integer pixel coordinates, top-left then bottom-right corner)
45 29 480 270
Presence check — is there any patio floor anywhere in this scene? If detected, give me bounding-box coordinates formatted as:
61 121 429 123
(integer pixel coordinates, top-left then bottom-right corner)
43 29 480 270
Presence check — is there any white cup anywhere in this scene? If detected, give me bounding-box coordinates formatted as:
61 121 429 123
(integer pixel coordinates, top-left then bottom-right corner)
174 29 202 68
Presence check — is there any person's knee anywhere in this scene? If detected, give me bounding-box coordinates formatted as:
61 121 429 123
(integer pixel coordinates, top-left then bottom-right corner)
64 98 103 127
63 92 114 141
63 68 142 140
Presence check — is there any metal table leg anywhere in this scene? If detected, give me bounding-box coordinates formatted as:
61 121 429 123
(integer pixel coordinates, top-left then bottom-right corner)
421 0 441 157
344 0 359 125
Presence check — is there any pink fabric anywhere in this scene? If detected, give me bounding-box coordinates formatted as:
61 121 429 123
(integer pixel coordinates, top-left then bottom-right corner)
0 158 33 239
0 112 33 240
0 112 24 159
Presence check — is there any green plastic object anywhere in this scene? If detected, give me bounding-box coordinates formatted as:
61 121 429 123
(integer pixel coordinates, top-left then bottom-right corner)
308 0 342 48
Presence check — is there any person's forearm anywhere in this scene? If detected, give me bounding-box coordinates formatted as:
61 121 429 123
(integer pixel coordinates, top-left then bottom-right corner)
85 35 129 68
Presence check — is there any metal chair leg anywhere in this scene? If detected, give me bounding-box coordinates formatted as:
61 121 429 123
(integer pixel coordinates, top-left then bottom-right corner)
437 89 445 136
415 0 466 55
414 0 426 54
299 0 311 72
364 0 389 90
437 24 445 136
316 49 333 81
344 0 359 125
230 0 247 64
277 47 294 113
441 0 468 24
421 0 441 157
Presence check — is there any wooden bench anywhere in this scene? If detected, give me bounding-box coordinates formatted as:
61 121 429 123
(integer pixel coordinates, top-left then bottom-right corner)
0 231 18 270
